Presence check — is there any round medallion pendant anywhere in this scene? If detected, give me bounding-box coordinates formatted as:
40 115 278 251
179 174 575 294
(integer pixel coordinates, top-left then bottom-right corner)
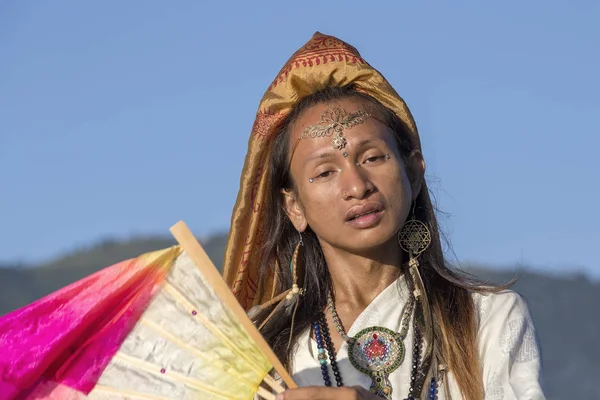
348 326 405 375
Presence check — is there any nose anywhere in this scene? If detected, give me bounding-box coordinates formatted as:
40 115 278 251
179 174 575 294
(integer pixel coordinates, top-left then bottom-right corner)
341 163 376 200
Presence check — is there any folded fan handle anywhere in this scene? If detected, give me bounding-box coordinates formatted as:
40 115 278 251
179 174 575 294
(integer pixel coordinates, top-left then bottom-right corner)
170 221 297 392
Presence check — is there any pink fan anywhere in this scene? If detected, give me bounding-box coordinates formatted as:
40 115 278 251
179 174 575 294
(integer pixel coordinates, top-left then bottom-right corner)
0 221 296 400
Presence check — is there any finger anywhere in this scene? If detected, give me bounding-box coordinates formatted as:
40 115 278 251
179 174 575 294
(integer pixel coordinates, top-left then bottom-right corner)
276 386 360 400
350 386 381 400
352 386 379 398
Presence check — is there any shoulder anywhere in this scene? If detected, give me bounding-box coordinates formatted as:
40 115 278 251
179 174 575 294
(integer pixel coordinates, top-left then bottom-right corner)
471 289 533 329
470 292 546 397
471 289 541 364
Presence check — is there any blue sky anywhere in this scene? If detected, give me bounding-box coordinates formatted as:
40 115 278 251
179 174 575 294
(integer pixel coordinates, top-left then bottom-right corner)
1 1 599 278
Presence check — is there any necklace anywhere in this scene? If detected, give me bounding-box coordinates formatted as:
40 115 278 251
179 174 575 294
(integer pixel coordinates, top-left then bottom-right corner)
315 309 435 399
326 291 415 399
313 314 343 387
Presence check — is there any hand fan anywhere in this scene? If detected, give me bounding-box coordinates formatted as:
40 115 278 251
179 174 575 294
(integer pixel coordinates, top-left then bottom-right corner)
0 222 295 400
85 221 295 400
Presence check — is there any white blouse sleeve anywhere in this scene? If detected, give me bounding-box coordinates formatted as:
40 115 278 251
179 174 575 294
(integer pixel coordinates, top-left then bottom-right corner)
476 291 546 400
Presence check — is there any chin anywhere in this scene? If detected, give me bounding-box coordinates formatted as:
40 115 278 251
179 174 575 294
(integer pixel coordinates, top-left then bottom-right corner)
340 227 398 253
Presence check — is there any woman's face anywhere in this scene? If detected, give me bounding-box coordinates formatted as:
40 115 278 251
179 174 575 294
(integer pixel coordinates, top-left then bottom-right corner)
283 97 424 254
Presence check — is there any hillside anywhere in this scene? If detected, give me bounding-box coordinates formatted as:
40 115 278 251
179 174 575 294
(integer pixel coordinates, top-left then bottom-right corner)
0 234 598 399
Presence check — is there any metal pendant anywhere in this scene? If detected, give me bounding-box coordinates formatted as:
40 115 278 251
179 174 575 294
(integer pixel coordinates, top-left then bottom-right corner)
348 326 405 399
369 371 394 399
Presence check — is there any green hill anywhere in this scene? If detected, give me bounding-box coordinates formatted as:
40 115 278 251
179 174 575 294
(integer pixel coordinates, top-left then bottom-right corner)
0 233 597 399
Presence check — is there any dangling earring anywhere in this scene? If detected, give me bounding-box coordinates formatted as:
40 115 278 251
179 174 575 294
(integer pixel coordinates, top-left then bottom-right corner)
398 203 431 267
256 231 304 332
397 203 431 299
287 231 303 300
397 203 436 395
286 231 304 349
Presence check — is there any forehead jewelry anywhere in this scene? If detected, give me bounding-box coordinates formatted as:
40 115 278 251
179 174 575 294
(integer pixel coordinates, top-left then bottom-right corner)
300 107 371 157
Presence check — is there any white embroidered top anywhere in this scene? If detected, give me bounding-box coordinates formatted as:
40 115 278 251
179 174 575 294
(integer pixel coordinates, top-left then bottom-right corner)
290 276 546 399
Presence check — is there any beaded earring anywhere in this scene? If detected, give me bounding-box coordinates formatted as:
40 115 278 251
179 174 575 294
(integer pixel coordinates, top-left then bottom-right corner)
256 232 304 332
286 232 303 300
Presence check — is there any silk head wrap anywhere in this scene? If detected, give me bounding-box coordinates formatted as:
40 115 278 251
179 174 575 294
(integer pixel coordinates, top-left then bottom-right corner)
222 32 422 310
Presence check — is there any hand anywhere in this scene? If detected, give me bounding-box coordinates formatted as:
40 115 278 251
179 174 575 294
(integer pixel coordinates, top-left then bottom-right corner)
276 386 381 400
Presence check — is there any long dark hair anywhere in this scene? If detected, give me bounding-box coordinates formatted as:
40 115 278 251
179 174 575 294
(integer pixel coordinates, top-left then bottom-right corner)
251 85 506 399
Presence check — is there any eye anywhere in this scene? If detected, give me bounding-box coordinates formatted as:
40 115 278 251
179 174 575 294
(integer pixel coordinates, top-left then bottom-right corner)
364 154 386 164
311 166 339 181
317 170 334 179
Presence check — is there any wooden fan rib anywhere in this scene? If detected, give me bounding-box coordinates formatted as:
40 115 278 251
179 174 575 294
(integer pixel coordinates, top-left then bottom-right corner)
170 221 297 389
161 283 268 378
262 374 285 394
257 387 277 400
138 316 258 390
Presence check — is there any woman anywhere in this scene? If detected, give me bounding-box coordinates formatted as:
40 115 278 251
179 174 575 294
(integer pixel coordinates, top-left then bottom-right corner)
0 33 545 400
222 33 545 399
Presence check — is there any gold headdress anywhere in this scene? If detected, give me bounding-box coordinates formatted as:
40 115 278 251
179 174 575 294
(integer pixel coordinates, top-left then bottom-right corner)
222 32 421 310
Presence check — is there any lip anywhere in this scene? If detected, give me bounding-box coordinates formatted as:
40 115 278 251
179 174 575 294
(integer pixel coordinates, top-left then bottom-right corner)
344 202 385 228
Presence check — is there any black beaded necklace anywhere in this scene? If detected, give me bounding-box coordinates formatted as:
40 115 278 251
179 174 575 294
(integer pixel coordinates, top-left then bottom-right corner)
313 310 437 400
313 312 343 387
